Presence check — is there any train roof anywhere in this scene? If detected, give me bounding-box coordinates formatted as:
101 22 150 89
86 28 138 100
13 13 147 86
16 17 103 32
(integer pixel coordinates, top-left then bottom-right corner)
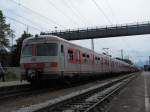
23 34 67 42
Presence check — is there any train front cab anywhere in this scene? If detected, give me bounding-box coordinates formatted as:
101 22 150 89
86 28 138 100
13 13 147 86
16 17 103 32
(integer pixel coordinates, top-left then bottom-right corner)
20 38 62 82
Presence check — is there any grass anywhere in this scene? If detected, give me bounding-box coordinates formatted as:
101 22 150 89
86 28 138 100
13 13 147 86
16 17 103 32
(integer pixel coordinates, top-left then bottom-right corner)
4 71 21 81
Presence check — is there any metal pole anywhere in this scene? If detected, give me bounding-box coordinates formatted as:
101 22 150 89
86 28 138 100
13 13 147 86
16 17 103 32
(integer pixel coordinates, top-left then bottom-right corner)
91 39 95 73
91 39 94 51
26 25 29 33
121 49 123 60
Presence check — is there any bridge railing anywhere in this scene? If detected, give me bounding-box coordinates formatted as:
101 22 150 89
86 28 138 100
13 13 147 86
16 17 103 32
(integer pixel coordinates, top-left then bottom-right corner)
41 21 150 35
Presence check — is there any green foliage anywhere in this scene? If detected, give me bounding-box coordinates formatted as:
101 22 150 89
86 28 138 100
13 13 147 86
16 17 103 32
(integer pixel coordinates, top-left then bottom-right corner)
11 31 32 66
0 10 13 47
5 71 20 81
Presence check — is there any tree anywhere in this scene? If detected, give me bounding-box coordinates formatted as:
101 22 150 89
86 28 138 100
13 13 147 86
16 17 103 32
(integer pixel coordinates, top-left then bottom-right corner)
0 10 13 47
11 31 32 66
0 10 14 66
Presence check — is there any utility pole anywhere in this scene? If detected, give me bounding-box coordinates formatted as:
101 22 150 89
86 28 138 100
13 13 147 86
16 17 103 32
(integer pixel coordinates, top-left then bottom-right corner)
91 39 94 73
26 25 29 33
91 39 94 51
121 49 123 60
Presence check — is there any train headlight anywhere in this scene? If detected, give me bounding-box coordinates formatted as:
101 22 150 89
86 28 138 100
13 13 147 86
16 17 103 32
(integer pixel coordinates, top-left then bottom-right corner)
27 69 36 78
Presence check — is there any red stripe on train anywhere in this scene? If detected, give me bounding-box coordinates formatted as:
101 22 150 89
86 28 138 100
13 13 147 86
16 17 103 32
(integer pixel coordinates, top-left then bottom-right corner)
23 63 45 69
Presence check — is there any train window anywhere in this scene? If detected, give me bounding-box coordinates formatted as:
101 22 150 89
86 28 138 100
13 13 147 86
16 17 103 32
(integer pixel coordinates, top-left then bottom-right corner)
22 45 32 57
82 53 87 63
97 57 100 64
90 54 94 64
83 53 86 57
95 57 97 60
94 57 97 64
68 50 73 61
61 45 64 53
76 51 80 63
87 54 89 58
86 54 90 63
36 43 58 56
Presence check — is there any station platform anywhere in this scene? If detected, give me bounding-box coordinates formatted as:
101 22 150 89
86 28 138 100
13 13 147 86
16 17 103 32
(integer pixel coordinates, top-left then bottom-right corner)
0 81 29 88
109 72 150 112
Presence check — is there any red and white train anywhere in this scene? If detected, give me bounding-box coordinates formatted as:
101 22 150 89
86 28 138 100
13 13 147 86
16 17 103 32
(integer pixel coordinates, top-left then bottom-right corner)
20 35 138 82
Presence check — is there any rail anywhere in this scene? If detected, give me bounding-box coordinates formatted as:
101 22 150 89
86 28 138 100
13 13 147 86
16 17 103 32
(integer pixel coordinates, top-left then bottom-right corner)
18 73 137 112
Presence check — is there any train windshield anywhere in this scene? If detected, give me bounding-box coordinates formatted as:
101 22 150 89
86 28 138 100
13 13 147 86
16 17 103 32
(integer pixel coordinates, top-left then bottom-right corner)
36 43 58 56
22 45 32 57
21 43 58 57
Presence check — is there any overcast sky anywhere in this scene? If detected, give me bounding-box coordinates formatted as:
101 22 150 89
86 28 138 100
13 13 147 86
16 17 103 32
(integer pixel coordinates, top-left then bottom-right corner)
0 0 150 64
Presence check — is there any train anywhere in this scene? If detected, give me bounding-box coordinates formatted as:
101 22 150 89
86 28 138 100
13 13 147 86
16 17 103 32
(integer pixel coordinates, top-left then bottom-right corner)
20 35 138 82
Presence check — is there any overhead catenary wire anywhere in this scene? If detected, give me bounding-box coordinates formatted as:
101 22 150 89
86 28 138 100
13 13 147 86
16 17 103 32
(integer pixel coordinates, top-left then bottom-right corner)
69 0 94 26
46 0 80 27
13 13 48 31
105 0 118 24
10 0 66 29
61 0 87 26
3 9 48 31
65 0 89 26
6 15 41 31
91 0 113 25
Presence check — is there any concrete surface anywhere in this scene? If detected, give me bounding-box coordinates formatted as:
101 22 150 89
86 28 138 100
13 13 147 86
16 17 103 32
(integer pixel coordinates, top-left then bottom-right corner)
0 81 29 88
108 72 150 112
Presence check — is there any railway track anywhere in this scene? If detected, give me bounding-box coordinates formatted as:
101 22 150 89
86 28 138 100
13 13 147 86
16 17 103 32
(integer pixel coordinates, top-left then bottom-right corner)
0 84 31 100
0 82 70 101
0 77 105 101
0 74 127 102
0 81 65 101
17 73 137 112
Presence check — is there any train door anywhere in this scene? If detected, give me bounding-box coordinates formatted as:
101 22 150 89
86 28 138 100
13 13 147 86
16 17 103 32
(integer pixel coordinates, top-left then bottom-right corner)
60 44 65 71
76 50 81 74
